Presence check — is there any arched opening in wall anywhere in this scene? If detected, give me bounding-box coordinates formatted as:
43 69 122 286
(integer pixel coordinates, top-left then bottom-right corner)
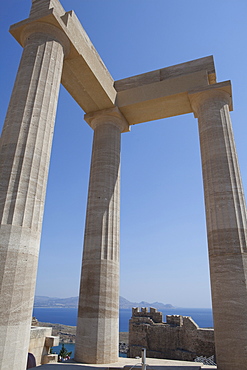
120 113 212 310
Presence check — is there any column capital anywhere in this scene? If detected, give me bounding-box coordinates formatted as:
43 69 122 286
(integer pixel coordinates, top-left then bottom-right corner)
20 22 70 57
188 81 233 118
84 107 130 133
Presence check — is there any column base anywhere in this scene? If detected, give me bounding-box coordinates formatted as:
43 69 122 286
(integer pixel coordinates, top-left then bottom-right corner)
75 317 119 364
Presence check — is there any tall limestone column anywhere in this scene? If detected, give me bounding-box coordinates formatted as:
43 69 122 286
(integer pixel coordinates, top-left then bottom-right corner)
75 107 129 364
190 84 247 370
0 23 69 370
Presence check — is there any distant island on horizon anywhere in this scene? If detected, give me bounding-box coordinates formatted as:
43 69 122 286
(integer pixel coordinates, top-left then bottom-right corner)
34 295 175 310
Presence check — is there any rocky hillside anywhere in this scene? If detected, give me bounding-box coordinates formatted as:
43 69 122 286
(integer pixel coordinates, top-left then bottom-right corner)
34 295 174 309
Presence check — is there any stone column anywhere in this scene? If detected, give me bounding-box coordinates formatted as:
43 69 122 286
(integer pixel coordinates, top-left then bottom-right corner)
75 107 129 364
190 84 247 370
0 23 69 370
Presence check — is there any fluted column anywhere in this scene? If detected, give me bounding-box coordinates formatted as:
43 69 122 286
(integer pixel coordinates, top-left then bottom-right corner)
75 107 129 364
0 23 69 370
190 84 247 370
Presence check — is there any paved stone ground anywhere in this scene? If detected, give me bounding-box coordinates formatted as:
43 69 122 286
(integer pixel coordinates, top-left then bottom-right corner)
36 357 217 369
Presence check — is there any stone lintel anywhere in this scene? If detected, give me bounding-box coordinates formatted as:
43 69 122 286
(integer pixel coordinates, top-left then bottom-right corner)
29 0 66 19
8 1 231 128
114 56 217 125
9 4 116 114
115 55 216 91
188 80 233 117
84 107 130 133
115 69 210 125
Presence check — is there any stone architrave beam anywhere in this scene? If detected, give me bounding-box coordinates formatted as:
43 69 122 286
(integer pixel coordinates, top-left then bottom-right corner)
10 3 220 125
9 0 116 113
114 55 217 125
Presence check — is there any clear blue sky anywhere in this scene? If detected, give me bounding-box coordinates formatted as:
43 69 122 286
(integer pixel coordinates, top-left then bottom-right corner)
0 0 246 308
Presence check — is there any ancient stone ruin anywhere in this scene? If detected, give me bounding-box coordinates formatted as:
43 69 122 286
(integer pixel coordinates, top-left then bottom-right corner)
0 0 247 369
129 307 215 362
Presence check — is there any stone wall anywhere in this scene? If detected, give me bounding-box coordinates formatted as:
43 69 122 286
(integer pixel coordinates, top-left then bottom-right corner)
29 326 59 365
129 308 215 362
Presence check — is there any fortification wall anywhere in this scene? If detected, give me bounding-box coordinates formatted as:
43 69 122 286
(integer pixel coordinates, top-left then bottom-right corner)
129 308 215 362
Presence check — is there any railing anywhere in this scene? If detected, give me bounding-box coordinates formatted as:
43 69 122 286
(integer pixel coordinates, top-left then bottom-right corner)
194 355 216 366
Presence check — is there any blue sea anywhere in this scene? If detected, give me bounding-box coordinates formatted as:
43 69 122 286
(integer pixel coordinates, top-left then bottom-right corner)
33 307 213 331
33 307 213 357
